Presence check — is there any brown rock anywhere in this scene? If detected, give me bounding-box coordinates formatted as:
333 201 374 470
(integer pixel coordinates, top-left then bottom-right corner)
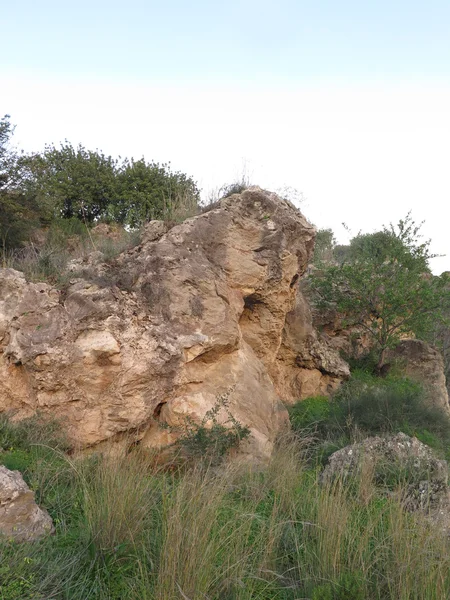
0 465 54 541
0 188 348 460
386 339 450 415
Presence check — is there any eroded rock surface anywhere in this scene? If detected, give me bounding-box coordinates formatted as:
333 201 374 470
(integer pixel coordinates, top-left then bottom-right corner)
0 188 348 460
322 433 450 533
0 465 54 541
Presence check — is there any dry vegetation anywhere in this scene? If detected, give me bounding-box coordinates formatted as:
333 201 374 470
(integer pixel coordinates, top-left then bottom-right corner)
0 414 449 600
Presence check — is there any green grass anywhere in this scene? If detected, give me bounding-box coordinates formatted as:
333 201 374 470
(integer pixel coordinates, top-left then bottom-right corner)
0 418 448 600
289 371 450 462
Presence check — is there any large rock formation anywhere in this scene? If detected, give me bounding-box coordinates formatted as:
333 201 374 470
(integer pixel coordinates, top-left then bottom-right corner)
0 465 54 541
0 188 348 460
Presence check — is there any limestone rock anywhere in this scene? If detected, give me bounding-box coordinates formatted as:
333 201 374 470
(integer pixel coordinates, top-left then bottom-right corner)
0 465 54 541
386 339 450 414
272 289 349 401
0 188 348 460
321 433 450 531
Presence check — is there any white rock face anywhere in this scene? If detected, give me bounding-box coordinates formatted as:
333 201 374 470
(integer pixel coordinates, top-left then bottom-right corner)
0 188 349 460
0 465 54 542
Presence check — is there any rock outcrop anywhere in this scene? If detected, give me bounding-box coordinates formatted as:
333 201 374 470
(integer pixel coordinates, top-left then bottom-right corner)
386 339 450 414
0 188 348 460
0 465 54 541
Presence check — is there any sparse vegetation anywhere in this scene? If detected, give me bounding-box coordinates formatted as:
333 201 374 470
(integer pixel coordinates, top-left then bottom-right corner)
160 387 251 467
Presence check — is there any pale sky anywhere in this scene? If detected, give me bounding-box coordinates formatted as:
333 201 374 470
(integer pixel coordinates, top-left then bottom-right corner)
2 1 450 273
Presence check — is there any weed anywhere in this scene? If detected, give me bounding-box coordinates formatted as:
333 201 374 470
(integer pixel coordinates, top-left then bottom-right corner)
164 386 251 467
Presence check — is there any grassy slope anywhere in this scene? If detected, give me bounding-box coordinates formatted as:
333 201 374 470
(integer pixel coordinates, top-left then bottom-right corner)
0 415 448 600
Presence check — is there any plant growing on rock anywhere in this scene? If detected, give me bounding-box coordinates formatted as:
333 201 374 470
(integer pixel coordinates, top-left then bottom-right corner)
164 386 250 466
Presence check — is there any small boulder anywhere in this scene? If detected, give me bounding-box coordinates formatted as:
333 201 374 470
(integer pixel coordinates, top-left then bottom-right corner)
321 433 449 517
0 465 54 542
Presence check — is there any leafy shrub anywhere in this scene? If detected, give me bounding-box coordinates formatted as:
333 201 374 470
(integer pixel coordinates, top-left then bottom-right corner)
167 387 250 466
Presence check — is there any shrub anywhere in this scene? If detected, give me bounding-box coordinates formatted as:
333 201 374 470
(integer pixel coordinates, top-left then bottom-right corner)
334 370 450 449
166 387 250 466
289 395 331 435
289 371 450 461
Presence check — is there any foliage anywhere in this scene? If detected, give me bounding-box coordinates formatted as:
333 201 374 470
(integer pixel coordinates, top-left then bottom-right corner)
0 114 15 187
288 395 331 435
111 158 200 226
0 116 41 255
309 214 450 370
168 386 251 466
289 372 450 461
19 143 200 227
333 370 450 446
19 142 119 222
313 228 336 265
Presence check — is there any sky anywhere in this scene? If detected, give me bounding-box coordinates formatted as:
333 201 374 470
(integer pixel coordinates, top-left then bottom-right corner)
2 0 450 273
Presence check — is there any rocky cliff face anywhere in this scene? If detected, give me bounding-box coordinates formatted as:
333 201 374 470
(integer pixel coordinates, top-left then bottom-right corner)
0 188 348 460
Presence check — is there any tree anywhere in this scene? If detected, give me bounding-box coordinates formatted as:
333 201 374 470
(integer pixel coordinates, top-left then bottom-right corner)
19 144 200 226
111 158 200 226
0 116 41 257
310 214 450 372
313 228 336 265
19 143 119 222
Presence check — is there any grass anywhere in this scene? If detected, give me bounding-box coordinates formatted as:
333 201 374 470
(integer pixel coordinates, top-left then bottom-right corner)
3 218 142 285
289 371 450 463
0 416 448 600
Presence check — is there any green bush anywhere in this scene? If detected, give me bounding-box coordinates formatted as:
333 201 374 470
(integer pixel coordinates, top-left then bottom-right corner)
334 370 450 447
173 388 250 466
289 371 450 461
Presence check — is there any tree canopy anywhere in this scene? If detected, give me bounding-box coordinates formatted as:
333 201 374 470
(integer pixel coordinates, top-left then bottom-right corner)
310 214 450 371
0 115 41 254
19 143 200 226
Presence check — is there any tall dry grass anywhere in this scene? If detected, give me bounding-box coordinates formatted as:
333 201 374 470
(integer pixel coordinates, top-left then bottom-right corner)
0 429 448 599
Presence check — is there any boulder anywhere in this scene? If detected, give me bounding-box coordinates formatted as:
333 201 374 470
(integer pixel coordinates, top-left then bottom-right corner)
0 188 348 460
321 433 450 531
0 465 54 542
